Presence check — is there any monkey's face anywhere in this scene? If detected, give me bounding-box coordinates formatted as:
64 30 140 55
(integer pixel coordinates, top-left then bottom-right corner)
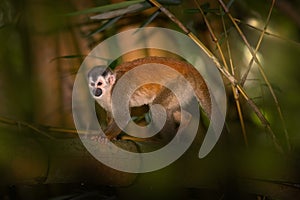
87 66 116 100
88 76 106 98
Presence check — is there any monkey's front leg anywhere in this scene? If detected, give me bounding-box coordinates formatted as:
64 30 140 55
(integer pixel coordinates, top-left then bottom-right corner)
173 109 192 127
104 105 150 140
104 119 122 140
104 118 156 142
172 109 193 141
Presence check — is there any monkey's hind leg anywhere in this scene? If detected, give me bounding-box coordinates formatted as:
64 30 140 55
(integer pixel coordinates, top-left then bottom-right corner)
173 109 192 128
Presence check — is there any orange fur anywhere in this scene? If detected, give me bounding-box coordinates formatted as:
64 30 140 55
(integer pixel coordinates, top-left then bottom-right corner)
114 56 211 116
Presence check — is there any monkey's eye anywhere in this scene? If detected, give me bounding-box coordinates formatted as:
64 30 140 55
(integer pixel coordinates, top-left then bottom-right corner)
90 82 95 87
97 82 102 86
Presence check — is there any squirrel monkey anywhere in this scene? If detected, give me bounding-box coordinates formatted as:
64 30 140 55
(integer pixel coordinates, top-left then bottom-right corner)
87 56 211 140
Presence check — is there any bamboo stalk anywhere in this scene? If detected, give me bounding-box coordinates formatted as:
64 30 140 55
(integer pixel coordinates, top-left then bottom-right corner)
147 0 283 153
195 0 248 146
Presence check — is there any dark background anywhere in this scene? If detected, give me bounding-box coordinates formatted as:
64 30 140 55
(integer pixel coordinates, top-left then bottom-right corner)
0 0 300 199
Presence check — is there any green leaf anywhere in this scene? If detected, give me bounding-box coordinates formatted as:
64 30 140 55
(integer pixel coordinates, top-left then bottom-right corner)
86 15 122 37
50 55 87 62
91 2 151 20
50 55 111 62
158 0 181 5
227 0 235 9
139 9 161 29
65 0 145 16
185 3 212 14
145 112 151 124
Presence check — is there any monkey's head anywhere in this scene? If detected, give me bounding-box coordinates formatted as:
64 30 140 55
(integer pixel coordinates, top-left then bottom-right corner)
87 66 116 100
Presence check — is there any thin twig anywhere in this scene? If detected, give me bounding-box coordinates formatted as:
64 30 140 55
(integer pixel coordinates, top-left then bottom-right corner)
0 116 55 139
240 0 274 86
0 116 155 143
195 0 248 146
218 0 290 151
234 18 300 47
220 5 248 146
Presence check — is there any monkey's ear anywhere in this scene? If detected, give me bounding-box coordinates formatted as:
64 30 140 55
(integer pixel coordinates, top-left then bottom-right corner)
107 73 116 85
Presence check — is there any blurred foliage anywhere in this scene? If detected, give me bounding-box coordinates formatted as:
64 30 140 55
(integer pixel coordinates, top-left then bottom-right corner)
0 0 300 199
